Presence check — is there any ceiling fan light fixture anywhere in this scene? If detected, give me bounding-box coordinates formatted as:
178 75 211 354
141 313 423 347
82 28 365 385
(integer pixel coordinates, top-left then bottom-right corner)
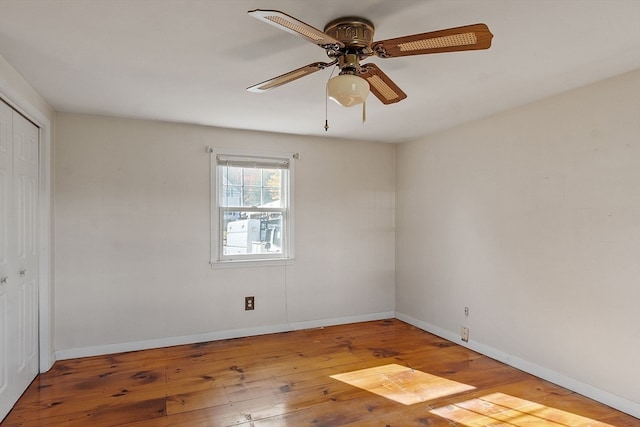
327 74 370 107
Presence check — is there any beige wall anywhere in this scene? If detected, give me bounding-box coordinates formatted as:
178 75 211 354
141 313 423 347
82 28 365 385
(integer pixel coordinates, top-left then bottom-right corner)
54 114 396 353
396 69 640 413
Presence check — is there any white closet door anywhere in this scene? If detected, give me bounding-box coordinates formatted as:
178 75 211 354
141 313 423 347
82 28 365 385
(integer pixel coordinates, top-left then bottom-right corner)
0 101 39 421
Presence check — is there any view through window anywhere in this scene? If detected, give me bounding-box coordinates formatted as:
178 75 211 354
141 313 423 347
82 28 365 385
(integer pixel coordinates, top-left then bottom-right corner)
212 151 293 262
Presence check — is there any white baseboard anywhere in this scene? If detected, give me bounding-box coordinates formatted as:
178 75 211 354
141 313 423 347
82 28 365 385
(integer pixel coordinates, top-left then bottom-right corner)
395 311 640 419
54 311 395 361
42 351 56 372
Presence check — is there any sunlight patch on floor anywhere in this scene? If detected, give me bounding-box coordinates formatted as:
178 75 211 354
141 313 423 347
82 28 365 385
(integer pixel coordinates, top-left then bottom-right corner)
430 392 614 426
330 363 475 405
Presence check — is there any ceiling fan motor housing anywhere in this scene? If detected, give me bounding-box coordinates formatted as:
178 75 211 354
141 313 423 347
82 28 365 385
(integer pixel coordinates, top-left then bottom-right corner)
324 17 375 75
324 17 375 55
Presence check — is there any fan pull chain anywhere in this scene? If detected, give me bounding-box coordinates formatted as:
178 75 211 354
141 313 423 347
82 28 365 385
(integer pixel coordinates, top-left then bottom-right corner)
324 72 331 131
324 65 339 132
324 91 329 131
324 77 329 131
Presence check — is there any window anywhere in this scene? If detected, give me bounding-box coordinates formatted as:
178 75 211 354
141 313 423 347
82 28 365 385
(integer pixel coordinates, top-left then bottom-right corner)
210 149 294 264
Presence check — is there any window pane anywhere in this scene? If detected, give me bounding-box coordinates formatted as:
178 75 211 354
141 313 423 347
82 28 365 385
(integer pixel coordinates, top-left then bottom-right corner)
243 168 262 187
263 169 280 188
262 188 281 206
224 166 242 186
221 185 242 207
243 187 261 207
222 211 283 255
263 169 281 206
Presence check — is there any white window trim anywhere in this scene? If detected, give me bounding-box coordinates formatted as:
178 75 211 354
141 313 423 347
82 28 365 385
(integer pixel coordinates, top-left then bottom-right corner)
209 147 295 267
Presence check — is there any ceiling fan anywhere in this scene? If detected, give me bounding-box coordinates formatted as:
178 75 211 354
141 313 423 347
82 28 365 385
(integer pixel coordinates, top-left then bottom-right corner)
246 9 493 108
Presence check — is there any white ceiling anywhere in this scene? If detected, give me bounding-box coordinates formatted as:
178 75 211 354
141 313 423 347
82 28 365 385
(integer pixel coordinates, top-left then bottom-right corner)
1 0 639 143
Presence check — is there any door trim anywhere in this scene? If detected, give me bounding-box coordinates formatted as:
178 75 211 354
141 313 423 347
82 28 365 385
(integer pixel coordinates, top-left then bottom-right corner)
0 82 54 372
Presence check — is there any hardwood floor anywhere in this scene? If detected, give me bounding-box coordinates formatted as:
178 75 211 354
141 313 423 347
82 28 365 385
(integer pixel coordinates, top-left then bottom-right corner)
2 319 637 426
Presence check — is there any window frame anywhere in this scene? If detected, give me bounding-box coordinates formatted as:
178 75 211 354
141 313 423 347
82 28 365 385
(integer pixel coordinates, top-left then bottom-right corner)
210 147 295 267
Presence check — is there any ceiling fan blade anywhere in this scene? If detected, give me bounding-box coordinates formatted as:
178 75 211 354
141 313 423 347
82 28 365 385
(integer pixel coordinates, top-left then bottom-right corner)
247 61 336 93
248 9 344 49
372 23 493 58
359 63 407 105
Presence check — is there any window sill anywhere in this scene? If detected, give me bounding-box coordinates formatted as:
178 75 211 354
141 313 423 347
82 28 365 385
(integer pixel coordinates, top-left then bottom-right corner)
210 258 295 269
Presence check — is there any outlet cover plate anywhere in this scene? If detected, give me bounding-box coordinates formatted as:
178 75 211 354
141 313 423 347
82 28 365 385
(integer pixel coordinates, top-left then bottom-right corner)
461 326 469 342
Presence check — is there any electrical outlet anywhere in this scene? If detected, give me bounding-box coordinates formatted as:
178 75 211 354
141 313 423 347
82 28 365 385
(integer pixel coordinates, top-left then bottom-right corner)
464 307 469 316
461 326 469 342
245 296 255 311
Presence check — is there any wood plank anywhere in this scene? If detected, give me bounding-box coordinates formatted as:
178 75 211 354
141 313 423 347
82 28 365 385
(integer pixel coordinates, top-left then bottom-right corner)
2 319 636 426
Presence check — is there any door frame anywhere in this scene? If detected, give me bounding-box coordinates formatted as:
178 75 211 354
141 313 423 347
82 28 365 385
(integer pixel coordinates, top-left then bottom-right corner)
0 81 54 372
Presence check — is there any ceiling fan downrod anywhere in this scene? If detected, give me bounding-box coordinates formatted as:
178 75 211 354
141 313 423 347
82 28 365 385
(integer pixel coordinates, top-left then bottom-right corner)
323 16 375 55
